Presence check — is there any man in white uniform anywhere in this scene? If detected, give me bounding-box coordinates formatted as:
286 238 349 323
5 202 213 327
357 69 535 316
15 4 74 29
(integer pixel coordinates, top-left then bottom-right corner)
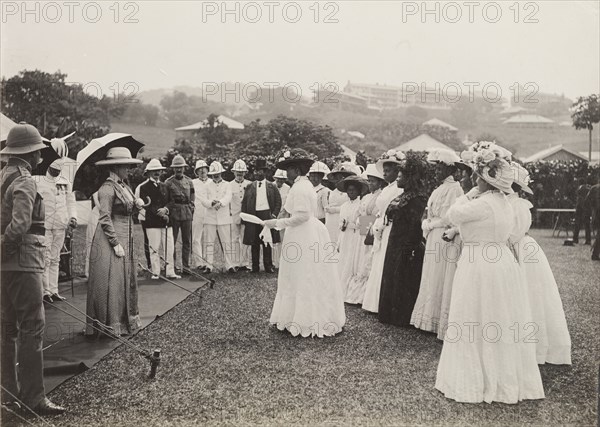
229 159 252 272
200 161 235 273
34 158 77 303
191 159 210 272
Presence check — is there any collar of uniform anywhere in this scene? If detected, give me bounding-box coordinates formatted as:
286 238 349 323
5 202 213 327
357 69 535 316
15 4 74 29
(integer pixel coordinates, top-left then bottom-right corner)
443 176 455 184
7 157 32 171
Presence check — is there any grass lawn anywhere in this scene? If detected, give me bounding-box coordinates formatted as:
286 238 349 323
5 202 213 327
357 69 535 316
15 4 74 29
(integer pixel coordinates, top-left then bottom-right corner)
39 229 598 426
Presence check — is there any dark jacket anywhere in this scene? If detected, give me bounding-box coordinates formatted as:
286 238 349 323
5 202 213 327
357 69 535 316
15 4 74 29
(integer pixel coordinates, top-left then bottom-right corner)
241 180 282 245
139 179 170 228
1 157 46 272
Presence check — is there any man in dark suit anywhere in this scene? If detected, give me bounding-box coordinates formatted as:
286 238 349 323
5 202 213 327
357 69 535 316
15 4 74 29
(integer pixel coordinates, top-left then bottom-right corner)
139 159 180 280
242 159 282 273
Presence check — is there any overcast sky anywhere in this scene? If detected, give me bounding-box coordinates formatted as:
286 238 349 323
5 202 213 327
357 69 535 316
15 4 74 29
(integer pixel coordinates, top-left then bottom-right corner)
1 1 599 101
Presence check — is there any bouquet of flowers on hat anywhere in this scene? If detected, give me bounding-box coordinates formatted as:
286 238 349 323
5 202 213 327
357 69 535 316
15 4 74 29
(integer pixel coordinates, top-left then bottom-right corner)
461 141 508 169
380 149 406 162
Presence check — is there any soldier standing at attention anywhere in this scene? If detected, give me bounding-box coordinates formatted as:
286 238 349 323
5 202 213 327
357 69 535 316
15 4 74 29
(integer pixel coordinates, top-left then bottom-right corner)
164 155 195 275
1 123 66 415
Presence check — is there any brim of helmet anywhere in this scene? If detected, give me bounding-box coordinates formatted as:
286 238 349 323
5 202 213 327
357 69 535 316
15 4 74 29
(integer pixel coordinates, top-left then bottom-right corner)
0 142 47 155
95 158 143 166
207 170 224 175
145 166 166 172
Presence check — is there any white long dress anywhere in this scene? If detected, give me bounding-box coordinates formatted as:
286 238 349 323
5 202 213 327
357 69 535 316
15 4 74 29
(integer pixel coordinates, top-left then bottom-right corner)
325 189 349 247
337 197 363 299
346 190 381 304
269 176 346 338
361 183 403 313
411 176 463 333
508 194 572 365
435 191 545 404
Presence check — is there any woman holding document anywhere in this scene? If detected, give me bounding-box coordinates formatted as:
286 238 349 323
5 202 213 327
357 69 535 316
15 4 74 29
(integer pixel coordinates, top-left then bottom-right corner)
258 148 346 338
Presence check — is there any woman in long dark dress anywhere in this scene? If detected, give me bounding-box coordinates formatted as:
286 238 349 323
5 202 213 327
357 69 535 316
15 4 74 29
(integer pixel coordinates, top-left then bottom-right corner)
86 147 145 337
378 151 428 326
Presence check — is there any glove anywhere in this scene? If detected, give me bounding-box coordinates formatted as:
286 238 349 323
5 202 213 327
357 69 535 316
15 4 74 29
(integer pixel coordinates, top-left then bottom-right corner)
421 219 432 232
157 207 168 216
259 226 273 247
135 198 145 209
263 219 278 228
68 217 78 228
113 244 125 258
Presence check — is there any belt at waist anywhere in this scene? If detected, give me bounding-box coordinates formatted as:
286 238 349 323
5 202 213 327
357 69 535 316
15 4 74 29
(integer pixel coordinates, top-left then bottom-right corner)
0 228 45 240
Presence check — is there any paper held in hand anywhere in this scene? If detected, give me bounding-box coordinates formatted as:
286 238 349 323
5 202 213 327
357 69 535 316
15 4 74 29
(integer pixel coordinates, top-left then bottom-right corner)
240 212 265 225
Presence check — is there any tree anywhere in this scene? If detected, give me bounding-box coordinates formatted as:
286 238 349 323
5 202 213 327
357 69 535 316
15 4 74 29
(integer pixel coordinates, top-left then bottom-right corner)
571 94 600 161
0 70 122 158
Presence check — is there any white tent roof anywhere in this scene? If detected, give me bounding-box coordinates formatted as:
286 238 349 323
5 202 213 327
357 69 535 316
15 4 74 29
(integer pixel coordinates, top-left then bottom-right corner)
1 113 18 141
394 134 453 152
175 115 244 131
523 145 588 162
422 118 458 131
340 144 357 161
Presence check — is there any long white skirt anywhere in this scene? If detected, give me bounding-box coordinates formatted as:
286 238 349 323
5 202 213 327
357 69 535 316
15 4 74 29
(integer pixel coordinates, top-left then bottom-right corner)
346 242 372 304
435 243 545 404
516 235 571 364
361 226 392 313
337 229 364 300
270 217 346 338
411 228 455 333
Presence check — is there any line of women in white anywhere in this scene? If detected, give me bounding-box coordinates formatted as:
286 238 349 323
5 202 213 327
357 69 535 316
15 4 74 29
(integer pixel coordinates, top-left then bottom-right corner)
266 144 571 405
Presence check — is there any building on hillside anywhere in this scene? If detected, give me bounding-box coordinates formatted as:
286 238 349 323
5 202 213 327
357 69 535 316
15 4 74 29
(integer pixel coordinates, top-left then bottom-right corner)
500 106 530 117
346 131 365 139
503 114 555 128
393 134 454 152
175 115 244 139
344 81 475 111
523 145 588 163
312 87 368 112
422 118 458 131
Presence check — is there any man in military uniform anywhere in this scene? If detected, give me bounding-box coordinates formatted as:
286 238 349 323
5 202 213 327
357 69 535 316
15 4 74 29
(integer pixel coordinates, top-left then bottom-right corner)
1 123 66 415
164 155 195 274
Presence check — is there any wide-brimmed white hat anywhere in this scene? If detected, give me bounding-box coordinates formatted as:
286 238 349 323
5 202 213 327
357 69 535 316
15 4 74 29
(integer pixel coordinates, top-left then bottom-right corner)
232 159 248 172
208 161 225 175
274 169 287 179
309 161 331 175
194 159 209 171
376 150 406 173
365 163 384 181
476 159 514 194
95 147 143 166
337 176 370 194
145 158 166 172
511 163 533 194
327 162 360 180
427 149 461 165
